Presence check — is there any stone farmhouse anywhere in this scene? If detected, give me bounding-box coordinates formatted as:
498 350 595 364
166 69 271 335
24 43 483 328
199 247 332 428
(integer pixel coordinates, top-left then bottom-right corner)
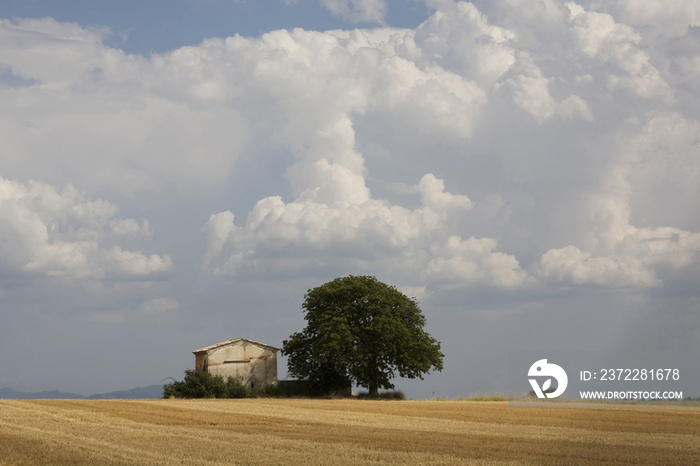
193 338 279 388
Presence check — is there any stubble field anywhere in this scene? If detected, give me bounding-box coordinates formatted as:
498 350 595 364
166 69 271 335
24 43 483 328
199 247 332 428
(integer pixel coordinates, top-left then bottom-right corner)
0 398 698 465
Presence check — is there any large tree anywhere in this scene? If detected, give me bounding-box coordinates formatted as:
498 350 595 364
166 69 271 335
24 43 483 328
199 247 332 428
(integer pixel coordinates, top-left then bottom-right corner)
282 275 444 395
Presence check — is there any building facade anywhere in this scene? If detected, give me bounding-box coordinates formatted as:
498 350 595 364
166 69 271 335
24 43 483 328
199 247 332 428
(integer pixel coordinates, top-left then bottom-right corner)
193 338 279 388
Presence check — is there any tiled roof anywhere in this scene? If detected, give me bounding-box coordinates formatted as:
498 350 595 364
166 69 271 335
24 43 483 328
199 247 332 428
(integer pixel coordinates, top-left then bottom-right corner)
192 337 280 354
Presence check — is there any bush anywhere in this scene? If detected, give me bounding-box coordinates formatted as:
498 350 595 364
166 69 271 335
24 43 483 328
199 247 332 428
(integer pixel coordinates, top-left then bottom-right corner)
274 380 311 397
249 383 280 398
163 370 260 399
163 371 408 399
356 390 406 400
224 377 250 399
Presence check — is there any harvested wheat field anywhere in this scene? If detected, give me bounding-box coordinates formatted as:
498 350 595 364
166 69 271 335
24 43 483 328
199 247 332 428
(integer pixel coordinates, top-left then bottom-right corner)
0 398 698 466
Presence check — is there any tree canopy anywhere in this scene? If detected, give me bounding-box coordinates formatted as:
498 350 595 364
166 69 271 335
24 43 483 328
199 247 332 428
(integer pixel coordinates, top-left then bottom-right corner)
282 275 444 395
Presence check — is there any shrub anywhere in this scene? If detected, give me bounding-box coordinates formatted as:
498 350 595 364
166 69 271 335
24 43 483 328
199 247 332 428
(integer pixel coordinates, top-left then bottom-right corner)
274 380 310 397
163 370 251 399
356 390 406 400
249 383 280 398
224 377 250 399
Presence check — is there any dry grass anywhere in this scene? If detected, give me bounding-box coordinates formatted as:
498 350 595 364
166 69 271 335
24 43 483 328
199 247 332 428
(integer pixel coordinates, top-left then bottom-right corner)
1 398 698 465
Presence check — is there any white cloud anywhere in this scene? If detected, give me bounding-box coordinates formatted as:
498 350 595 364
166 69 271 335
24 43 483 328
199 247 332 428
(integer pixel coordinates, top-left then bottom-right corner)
567 2 674 104
201 172 527 288
110 218 153 240
426 235 532 288
202 173 461 275
595 0 700 37
417 173 472 212
538 224 700 288
413 2 516 86
0 177 171 279
320 0 387 23
0 17 248 201
396 285 431 301
538 244 657 287
100 246 172 277
0 12 520 293
0 18 113 85
0 17 489 204
501 52 593 123
366 58 488 140
491 0 567 30
536 112 700 288
620 112 700 195
2 3 699 297
201 210 239 270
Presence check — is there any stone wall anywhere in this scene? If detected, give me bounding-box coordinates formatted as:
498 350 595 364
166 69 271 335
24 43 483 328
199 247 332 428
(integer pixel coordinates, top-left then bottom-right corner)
197 340 277 388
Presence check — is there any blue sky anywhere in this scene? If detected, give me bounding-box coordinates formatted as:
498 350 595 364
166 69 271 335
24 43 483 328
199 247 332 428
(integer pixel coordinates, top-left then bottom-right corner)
1 0 699 398
1 0 432 54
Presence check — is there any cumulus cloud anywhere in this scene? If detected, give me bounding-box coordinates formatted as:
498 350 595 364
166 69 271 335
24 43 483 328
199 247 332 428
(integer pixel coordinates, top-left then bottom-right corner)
0 177 171 279
620 112 700 197
567 2 675 104
201 173 467 274
426 235 532 288
538 245 657 287
0 8 516 293
412 1 516 86
417 173 472 212
3 1 700 298
319 0 387 23
501 52 593 123
201 172 528 288
594 0 700 37
0 17 113 85
536 112 700 288
396 285 431 301
490 0 568 31
0 17 248 200
0 16 490 203
538 226 700 288
283 0 388 23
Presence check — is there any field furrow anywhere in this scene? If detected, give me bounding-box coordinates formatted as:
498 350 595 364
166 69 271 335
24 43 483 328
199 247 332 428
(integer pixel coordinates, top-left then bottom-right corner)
0 399 697 465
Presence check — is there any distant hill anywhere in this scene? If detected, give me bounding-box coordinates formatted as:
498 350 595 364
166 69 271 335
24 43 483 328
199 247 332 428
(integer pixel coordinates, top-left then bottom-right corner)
87 385 164 399
0 388 86 399
0 385 163 400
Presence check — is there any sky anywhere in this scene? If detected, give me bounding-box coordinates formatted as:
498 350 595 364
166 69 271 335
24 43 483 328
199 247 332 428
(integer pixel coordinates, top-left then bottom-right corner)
1 0 699 399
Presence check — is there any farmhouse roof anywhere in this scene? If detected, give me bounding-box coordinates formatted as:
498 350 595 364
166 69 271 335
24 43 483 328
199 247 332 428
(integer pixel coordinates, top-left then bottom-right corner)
192 338 280 355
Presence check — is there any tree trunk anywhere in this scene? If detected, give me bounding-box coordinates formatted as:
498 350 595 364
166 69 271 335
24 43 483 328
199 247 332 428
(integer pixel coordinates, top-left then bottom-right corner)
369 382 378 396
